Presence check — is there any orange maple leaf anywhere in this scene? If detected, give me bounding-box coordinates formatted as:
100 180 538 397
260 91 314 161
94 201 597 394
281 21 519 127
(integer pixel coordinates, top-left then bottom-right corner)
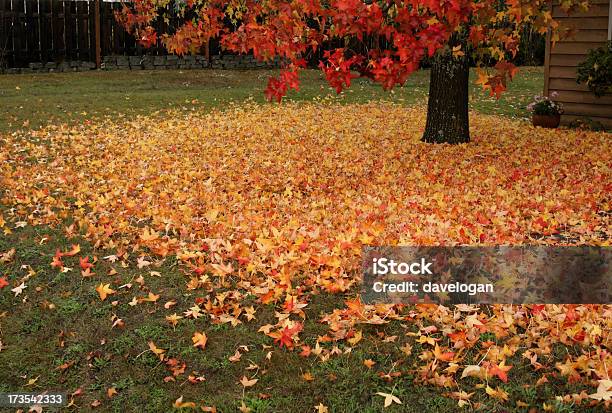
485 361 512 383
148 341 166 360
433 344 455 362
63 244 81 257
95 283 115 301
192 332 208 349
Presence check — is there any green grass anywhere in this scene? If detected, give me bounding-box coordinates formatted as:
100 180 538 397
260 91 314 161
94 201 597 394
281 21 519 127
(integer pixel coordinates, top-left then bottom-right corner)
2 66 595 412
0 223 605 413
0 67 543 133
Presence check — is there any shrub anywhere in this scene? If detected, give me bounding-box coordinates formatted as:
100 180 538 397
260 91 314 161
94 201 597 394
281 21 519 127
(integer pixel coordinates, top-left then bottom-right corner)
576 41 612 97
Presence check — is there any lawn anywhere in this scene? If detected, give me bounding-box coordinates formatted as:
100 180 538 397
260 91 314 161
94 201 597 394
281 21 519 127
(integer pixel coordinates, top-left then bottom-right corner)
0 68 610 413
0 67 543 133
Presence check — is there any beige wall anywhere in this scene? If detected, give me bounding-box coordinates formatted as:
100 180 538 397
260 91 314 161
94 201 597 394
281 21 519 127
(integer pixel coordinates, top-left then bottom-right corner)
544 0 612 128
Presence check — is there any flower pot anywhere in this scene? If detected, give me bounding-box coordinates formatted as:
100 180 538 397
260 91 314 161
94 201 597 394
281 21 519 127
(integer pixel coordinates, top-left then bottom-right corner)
532 114 561 129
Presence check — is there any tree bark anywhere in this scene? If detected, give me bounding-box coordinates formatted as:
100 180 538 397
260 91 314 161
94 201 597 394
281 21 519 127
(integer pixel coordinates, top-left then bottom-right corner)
421 42 470 144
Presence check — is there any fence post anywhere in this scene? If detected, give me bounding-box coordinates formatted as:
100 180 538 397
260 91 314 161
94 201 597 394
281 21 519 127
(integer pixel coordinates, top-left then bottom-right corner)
94 0 100 68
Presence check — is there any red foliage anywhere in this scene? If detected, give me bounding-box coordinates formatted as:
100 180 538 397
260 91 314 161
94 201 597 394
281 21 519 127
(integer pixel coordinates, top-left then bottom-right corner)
116 1 584 101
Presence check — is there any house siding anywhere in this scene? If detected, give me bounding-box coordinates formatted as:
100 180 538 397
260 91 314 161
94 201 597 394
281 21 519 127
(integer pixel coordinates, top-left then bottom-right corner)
544 0 612 128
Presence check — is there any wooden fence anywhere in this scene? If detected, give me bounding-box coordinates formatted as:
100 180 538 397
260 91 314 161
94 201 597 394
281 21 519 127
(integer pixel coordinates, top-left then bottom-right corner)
0 0 366 70
1 0 547 70
0 0 214 68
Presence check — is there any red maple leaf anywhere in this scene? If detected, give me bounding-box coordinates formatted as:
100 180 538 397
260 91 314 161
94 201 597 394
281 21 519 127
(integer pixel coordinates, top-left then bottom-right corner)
79 256 94 270
485 361 512 383
265 77 287 103
283 296 295 313
269 323 303 349
447 330 466 343
51 249 64 269
299 345 311 357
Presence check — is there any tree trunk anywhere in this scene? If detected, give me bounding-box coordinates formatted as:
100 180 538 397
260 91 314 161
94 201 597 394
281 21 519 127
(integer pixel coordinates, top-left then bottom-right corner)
421 43 470 144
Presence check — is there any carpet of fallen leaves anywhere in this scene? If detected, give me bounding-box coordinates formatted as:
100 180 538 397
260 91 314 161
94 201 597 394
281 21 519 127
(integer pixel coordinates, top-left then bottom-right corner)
1 102 611 408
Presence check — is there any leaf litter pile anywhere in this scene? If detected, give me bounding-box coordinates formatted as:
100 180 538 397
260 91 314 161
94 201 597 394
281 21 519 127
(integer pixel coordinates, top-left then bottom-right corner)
1 102 611 409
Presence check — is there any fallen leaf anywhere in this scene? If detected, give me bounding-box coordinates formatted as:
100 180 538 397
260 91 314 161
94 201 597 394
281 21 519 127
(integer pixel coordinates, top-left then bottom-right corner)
166 313 183 328
11 282 26 297
347 330 363 345
173 396 196 408
315 403 329 413
302 372 314 381
376 392 402 408
240 376 258 387
461 365 482 379
192 332 208 349
95 283 115 301
148 341 166 360
589 379 612 401
229 349 242 362
363 359 376 369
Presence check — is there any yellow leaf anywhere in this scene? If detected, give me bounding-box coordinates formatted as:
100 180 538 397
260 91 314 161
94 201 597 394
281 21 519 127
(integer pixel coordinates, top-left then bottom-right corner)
240 375 258 387
25 375 40 386
142 292 160 302
302 372 314 381
205 209 219 223
452 45 465 57
192 331 208 349
140 227 159 242
165 313 183 327
173 396 196 408
363 359 376 369
96 283 115 301
400 344 412 356
589 379 612 401
148 341 166 360
347 330 362 346
485 386 509 401
375 392 402 408
315 403 329 413
461 365 482 379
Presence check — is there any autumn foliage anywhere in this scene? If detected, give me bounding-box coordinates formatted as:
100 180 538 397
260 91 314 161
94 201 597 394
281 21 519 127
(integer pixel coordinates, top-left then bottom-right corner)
1 103 611 406
116 0 587 101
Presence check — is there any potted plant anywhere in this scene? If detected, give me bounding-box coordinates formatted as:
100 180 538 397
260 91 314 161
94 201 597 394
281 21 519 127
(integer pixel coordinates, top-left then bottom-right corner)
527 92 564 128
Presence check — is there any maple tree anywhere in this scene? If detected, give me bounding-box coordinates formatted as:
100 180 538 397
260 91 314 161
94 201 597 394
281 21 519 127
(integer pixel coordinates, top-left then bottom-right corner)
116 0 587 143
